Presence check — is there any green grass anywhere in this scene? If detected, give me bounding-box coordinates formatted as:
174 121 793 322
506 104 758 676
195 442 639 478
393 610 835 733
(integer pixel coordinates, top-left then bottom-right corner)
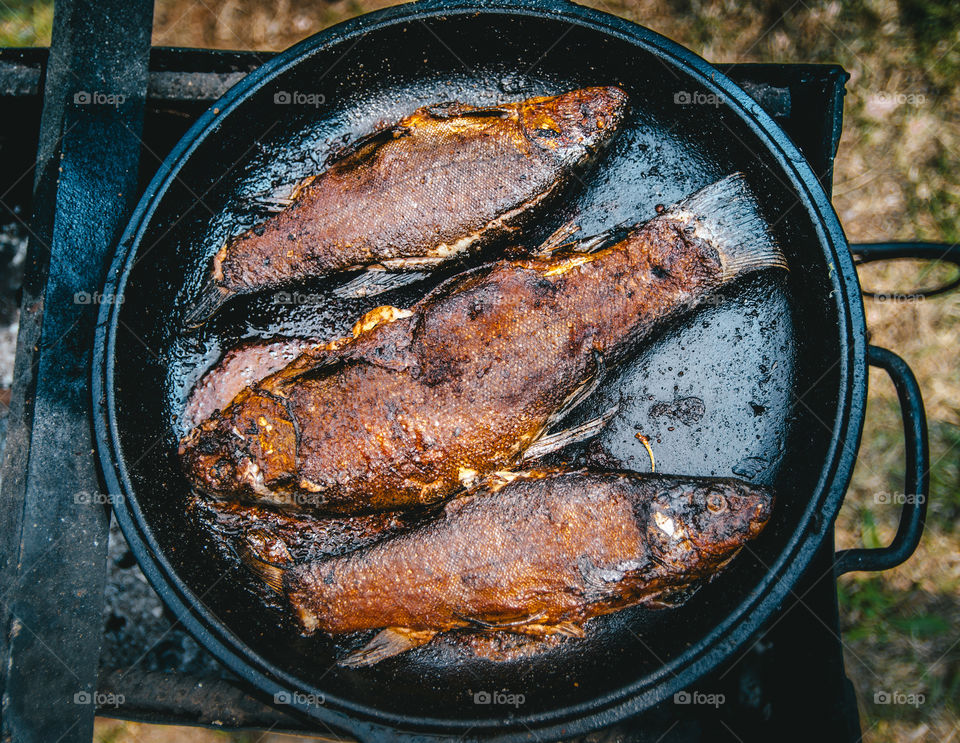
0 0 52 47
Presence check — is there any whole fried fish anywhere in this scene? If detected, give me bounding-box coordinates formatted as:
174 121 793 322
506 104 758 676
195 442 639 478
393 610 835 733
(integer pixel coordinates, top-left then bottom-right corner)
180 174 787 513
240 468 774 666
185 86 629 324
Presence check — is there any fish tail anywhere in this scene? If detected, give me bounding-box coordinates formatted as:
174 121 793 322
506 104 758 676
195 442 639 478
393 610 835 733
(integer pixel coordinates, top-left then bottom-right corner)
237 539 287 594
667 173 788 280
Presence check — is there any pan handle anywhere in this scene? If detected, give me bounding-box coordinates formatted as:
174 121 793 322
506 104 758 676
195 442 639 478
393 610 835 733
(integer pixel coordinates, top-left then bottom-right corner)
850 241 960 297
834 346 929 575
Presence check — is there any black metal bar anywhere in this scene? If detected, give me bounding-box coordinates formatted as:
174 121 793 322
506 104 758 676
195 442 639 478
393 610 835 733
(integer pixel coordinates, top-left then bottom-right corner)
850 241 960 297
834 346 929 575
95 669 315 733
726 64 848 195
0 47 270 99
0 0 154 740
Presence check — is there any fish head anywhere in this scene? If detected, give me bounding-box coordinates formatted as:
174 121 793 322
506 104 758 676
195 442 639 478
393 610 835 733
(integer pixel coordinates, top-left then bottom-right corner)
643 477 773 574
521 86 629 162
178 393 298 500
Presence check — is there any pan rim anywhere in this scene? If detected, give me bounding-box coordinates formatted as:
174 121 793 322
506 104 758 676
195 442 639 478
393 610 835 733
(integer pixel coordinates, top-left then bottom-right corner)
93 0 866 738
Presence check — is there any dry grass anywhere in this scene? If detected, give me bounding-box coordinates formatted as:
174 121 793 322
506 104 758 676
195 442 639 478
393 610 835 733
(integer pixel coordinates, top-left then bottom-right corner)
1 0 957 740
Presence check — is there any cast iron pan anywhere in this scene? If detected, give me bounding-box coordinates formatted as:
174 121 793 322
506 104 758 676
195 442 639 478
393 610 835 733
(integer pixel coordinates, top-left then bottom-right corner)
92 0 932 738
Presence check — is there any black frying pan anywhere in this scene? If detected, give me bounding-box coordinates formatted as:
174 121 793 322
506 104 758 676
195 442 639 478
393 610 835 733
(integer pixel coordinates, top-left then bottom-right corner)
93 1 937 739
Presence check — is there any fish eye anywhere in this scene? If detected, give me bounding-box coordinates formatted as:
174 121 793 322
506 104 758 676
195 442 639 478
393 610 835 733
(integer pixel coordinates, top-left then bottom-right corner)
706 493 727 513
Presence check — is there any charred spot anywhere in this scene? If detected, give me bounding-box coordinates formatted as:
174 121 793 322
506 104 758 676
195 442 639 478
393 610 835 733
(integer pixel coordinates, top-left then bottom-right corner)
287 233 296 241
194 435 224 456
652 265 669 280
252 224 266 237
530 127 561 144
530 273 559 298
468 299 484 320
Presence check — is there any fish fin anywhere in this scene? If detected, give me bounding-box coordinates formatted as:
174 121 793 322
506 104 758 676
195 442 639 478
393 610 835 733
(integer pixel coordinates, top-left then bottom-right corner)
420 101 512 120
332 267 431 299
287 174 317 202
553 621 586 638
524 405 619 461
540 218 635 257
666 173 787 280
236 541 287 594
532 216 582 256
245 528 294 565
330 124 412 165
576 554 631 594
339 627 437 668
514 621 586 639
453 611 547 630
183 276 233 328
569 219 637 254
710 546 743 572
243 175 317 213
544 350 605 428
645 582 704 610
243 196 292 213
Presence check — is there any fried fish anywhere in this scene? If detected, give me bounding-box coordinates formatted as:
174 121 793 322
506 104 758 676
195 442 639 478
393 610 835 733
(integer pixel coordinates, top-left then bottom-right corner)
179 174 786 513
185 86 629 324
240 468 773 666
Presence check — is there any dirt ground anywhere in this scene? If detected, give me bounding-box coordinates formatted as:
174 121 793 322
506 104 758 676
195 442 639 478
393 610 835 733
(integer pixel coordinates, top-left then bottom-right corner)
1 0 958 741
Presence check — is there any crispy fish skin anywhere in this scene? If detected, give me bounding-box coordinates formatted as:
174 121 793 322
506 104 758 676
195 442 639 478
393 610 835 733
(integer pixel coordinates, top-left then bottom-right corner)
180 174 786 513
242 469 772 663
189 87 629 321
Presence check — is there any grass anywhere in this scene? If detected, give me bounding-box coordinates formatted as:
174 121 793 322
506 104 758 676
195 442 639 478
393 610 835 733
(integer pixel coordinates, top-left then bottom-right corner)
0 0 51 46
2 1 958 741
